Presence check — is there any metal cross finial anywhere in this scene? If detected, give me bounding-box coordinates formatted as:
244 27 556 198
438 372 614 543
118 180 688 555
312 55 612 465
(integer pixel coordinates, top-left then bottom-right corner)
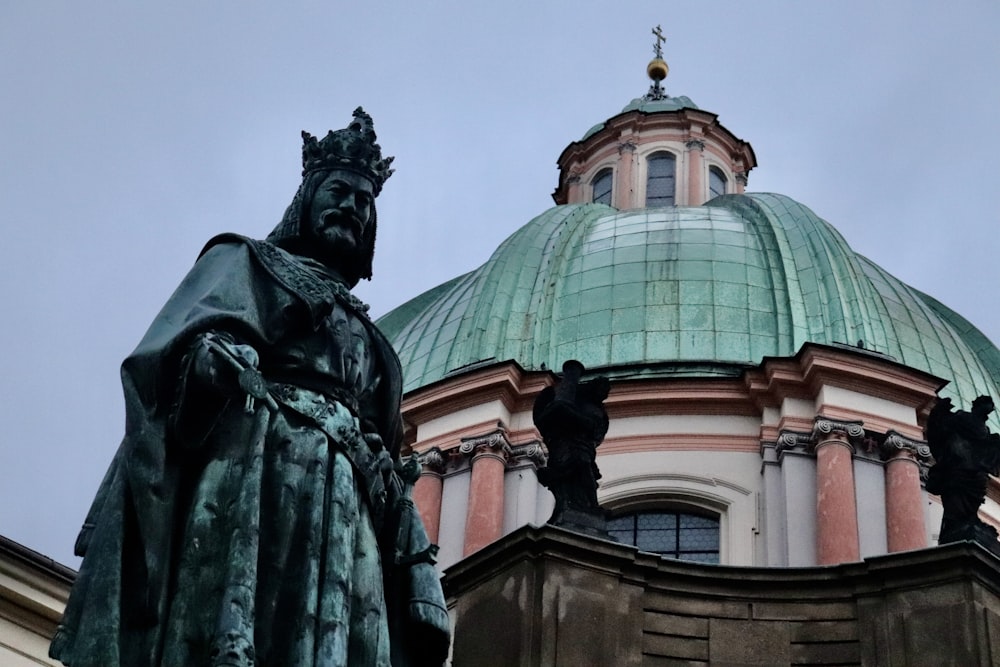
652 24 666 58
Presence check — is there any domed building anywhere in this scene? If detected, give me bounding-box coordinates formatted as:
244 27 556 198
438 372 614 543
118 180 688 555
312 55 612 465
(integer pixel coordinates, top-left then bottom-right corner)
383 37 1000 666
378 37 1000 578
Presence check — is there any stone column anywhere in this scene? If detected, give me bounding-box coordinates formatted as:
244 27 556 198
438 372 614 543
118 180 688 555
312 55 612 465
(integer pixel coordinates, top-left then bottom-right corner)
811 417 864 564
460 430 511 557
413 447 447 544
881 432 932 552
616 141 636 209
685 139 705 206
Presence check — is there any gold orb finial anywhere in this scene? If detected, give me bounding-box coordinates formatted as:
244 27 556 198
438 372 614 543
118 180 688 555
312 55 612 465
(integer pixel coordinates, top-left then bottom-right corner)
647 58 669 82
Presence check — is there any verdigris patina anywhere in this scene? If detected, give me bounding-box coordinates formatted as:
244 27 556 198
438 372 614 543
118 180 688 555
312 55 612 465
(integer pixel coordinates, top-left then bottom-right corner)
534 360 611 538
50 109 450 667
925 395 1000 550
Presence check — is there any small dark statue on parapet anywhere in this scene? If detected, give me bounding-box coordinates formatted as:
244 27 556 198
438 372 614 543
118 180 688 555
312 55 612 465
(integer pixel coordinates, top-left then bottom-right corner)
50 109 449 667
534 360 611 537
925 395 1000 549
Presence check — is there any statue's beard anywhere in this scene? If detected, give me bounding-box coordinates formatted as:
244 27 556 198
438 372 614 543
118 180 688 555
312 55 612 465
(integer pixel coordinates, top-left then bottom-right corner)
295 210 368 284
317 209 364 247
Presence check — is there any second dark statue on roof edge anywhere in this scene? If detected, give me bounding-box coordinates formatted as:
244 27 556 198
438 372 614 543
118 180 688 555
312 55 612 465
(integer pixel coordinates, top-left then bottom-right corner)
534 360 612 538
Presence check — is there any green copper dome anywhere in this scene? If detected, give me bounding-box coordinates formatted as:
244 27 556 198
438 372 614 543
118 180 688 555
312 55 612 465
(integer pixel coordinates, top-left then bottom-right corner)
377 193 1000 414
581 95 699 140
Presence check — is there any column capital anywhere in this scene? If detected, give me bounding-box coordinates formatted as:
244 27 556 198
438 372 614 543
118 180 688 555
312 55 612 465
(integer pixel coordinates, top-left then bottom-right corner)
509 440 548 468
417 446 448 474
685 139 706 151
735 171 749 186
811 416 865 452
459 428 512 462
776 429 813 455
618 140 637 154
880 431 932 462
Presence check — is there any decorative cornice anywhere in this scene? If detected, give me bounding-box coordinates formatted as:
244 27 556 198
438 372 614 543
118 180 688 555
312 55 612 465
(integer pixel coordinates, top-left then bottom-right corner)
685 139 705 151
459 428 512 461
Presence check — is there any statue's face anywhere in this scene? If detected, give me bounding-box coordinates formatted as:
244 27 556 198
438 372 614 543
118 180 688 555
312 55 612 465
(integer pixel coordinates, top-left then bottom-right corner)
307 170 374 259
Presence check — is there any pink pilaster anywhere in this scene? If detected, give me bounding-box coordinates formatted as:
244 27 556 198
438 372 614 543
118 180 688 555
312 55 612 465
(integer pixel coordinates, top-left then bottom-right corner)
460 431 510 557
686 139 705 205
413 448 446 544
812 419 862 564
882 433 930 552
616 140 636 208
735 170 748 194
566 171 583 203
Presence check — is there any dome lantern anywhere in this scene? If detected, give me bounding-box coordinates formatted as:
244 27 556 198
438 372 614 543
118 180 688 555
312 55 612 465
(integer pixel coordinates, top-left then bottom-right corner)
552 27 756 209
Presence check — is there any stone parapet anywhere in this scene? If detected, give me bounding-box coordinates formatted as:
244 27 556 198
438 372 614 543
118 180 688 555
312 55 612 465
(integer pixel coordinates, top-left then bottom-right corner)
445 525 1000 666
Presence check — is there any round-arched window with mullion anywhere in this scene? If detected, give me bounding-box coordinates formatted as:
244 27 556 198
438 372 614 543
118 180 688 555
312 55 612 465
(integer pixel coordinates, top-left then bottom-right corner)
646 153 676 207
591 168 613 205
709 166 728 199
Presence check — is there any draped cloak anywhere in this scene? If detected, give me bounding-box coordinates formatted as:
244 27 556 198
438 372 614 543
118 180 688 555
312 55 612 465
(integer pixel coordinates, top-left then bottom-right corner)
50 235 447 667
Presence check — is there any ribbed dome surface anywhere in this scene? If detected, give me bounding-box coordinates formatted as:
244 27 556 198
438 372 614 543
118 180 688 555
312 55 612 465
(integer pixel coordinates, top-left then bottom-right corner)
581 94 699 140
377 193 1000 414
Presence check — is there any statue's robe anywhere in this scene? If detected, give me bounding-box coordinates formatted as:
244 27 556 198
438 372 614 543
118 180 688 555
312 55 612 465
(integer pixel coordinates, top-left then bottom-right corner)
50 237 447 667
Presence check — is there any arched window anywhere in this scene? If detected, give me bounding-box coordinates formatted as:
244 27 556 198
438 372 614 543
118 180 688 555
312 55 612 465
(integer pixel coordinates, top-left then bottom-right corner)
646 153 676 207
608 509 720 563
591 168 613 205
709 166 728 199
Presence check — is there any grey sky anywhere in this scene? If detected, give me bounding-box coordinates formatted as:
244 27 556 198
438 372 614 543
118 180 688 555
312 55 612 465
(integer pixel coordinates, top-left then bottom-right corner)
2 2 998 567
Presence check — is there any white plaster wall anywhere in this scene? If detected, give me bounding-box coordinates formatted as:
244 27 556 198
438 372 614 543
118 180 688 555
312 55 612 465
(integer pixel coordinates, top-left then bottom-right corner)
760 446 788 566
607 414 759 438
782 398 814 420
926 494 943 545
781 453 817 566
817 386 915 426
982 496 1000 527
0 619 59 666
0 561 66 666
416 400 510 441
502 466 542 535
437 469 471 570
596 450 761 565
854 458 887 557
507 409 535 433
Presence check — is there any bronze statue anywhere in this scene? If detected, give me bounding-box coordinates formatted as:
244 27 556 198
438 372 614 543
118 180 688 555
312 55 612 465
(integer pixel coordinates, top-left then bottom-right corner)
534 360 611 537
50 109 450 667
925 395 1000 548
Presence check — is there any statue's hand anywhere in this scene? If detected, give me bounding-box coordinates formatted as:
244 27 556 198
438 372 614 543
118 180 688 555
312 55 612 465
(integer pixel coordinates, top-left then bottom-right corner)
190 332 260 395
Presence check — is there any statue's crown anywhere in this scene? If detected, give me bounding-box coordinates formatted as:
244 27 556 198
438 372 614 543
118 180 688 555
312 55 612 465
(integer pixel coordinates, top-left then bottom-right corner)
301 107 394 194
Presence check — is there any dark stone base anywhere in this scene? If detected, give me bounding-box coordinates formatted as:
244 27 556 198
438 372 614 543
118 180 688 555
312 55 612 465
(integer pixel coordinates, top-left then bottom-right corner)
549 508 608 539
940 521 1000 556
444 524 1000 667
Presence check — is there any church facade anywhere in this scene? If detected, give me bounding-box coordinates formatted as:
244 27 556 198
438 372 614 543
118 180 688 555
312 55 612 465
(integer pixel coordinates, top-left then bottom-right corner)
380 45 1000 574
374 37 1000 666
